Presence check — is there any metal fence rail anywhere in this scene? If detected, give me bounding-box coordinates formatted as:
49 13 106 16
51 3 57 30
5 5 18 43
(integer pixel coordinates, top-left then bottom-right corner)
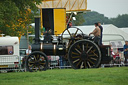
101 63 128 68
0 56 20 72
48 56 71 69
1 55 128 73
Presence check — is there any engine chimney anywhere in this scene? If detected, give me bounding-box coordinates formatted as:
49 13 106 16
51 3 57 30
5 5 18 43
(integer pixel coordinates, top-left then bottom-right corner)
35 17 40 44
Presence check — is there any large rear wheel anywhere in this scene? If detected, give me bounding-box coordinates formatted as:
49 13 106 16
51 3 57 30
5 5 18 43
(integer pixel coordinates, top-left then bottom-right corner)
68 40 101 69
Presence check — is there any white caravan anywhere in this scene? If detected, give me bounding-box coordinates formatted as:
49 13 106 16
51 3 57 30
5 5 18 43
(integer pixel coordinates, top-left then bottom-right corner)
0 36 19 69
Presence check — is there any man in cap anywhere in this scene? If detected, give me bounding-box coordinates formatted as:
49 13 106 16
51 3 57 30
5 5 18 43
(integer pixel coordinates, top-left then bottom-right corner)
89 23 101 45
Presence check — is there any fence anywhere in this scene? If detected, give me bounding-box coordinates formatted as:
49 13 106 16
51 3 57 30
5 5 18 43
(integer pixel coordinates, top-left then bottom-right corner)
48 56 71 69
1 55 128 73
0 55 21 73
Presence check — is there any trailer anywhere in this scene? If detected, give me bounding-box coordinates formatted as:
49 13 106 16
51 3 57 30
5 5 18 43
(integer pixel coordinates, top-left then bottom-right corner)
0 36 20 71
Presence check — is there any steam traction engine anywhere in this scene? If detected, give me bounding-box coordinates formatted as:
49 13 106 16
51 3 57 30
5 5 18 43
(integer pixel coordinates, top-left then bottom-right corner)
26 18 112 72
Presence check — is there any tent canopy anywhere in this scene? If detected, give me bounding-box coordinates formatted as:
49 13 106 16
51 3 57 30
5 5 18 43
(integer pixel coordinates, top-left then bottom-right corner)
75 24 128 45
120 27 128 34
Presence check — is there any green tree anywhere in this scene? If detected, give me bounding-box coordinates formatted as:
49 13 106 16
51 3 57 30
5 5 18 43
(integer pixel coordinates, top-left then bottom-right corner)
82 11 111 25
73 13 85 26
73 11 128 28
111 14 128 28
0 0 43 37
73 11 111 26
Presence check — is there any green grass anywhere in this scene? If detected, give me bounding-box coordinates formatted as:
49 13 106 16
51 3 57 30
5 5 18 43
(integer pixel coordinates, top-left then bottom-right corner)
0 67 128 85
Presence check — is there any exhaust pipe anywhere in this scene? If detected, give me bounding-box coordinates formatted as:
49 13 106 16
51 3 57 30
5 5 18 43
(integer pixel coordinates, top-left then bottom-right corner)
35 17 40 44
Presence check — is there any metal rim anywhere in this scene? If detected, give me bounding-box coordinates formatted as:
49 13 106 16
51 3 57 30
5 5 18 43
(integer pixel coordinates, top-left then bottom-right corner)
61 27 84 49
26 51 48 72
68 39 101 69
61 27 84 40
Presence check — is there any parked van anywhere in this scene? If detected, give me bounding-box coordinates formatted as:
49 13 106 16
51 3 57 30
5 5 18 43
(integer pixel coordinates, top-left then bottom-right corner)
0 36 19 70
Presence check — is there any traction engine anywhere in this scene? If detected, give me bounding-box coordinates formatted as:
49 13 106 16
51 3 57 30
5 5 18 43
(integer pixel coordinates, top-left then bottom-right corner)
26 17 112 72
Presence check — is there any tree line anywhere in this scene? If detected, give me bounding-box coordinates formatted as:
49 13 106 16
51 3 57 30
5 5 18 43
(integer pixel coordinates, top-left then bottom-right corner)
73 11 128 28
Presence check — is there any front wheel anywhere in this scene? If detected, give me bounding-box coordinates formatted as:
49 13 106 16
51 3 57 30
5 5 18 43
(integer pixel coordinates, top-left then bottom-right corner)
26 51 48 72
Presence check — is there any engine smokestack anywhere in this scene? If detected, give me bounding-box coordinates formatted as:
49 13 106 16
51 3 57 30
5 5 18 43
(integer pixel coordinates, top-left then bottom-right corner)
35 17 40 44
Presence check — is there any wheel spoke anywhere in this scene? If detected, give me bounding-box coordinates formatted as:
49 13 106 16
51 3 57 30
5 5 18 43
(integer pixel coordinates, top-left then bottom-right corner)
80 62 84 69
88 59 95 64
35 67 38 72
88 54 96 57
33 55 37 61
72 56 80 58
87 61 91 68
90 49 96 53
75 48 81 54
28 64 34 67
71 52 80 56
37 54 40 60
76 45 82 52
90 57 97 61
86 46 93 53
85 43 88 51
39 62 45 65
32 65 35 70
82 44 85 51
84 61 87 68
38 66 41 71
67 41 72 48
73 29 79 37
73 59 80 63
67 29 72 37
28 61 35 64
76 60 82 67
91 50 99 57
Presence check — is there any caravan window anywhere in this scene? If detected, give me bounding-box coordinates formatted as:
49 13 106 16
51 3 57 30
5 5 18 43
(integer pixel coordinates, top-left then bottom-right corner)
0 46 13 55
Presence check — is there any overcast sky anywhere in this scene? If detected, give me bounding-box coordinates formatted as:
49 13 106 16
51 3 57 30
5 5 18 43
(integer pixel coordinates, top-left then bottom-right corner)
87 0 128 18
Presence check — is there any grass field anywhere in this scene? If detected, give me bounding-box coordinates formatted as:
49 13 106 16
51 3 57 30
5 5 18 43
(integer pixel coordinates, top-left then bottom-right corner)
0 67 128 85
